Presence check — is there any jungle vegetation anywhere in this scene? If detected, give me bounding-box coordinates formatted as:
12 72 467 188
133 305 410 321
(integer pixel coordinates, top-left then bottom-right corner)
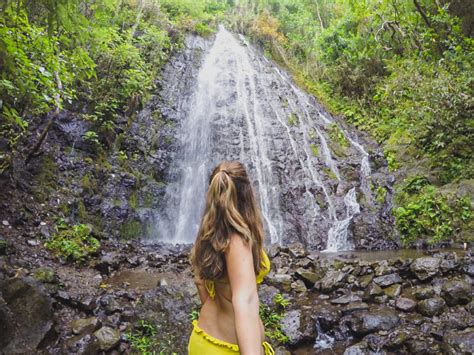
1 0 472 246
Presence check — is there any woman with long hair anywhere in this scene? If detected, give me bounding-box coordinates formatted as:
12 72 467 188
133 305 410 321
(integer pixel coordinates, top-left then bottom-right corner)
188 161 274 355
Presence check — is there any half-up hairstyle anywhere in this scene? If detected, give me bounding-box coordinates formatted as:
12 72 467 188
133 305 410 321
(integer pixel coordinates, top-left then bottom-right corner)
191 161 265 281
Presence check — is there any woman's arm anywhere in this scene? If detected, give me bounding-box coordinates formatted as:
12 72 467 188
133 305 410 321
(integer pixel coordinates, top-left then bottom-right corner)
194 274 209 305
225 233 261 355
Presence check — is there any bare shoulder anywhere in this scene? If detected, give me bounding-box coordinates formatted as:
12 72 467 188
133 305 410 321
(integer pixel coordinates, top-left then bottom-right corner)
226 233 251 255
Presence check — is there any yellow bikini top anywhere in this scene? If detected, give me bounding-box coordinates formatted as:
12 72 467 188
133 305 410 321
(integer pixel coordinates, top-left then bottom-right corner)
205 249 271 299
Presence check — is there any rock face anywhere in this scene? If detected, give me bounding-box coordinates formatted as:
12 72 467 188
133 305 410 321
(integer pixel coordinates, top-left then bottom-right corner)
0 277 54 353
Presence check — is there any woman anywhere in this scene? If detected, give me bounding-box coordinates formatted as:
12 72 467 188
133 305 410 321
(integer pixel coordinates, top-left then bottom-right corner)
188 161 274 355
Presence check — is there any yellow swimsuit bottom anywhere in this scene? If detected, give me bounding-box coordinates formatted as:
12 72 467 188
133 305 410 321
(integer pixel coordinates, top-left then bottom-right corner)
188 320 275 355
188 250 274 355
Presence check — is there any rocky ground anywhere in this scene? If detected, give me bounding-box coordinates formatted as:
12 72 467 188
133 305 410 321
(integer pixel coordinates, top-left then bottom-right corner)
0 229 472 354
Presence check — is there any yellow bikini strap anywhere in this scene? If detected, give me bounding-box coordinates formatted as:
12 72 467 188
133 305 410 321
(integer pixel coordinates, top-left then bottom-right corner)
262 341 275 355
205 280 215 299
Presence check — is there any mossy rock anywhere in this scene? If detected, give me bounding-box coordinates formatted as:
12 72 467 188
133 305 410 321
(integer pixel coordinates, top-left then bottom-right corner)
0 239 7 255
33 267 57 284
120 220 144 240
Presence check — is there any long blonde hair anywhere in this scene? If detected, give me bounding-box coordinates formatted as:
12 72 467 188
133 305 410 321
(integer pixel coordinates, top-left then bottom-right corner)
191 161 264 281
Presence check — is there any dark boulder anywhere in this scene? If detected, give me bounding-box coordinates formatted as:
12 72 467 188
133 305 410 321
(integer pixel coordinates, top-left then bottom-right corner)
441 280 472 306
349 308 400 336
417 297 446 317
0 277 54 353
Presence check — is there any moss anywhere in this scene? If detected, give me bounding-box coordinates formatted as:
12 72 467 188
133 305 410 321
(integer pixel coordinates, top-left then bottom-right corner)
59 202 70 215
77 200 88 221
143 193 154 208
120 220 143 240
287 112 297 126
323 167 338 181
81 174 96 193
129 191 138 210
310 143 319 157
375 185 387 204
33 155 58 201
33 267 56 283
328 123 349 147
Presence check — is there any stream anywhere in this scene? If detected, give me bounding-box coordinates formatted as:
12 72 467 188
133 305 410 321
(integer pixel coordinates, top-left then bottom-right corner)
154 26 395 251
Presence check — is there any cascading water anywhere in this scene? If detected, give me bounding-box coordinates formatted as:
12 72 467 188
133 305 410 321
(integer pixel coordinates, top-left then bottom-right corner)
155 26 391 250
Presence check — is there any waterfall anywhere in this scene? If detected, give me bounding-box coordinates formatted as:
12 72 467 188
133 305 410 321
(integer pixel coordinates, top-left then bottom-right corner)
314 319 335 350
155 26 377 250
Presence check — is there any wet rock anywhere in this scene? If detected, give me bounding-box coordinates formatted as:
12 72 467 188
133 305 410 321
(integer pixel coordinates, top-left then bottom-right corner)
383 284 401 298
444 328 474 353
464 262 474 276
94 252 120 275
267 274 292 291
288 242 307 258
291 279 307 293
373 273 401 287
343 341 369 355
414 286 435 300
320 270 348 293
280 310 301 345
374 262 395 276
417 297 446 317
395 297 417 312
441 280 472 306
274 347 291 355
66 333 100 354
100 295 123 315
0 239 6 255
385 330 408 350
406 337 442 353
441 258 459 273
363 283 383 301
76 295 97 313
258 284 280 307
93 326 120 351
71 317 101 335
359 274 373 288
0 277 54 353
343 302 369 315
267 244 281 258
313 304 342 331
410 257 441 280
466 300 474 314
294 268 319 288
0 296 14 349
331 294 362 305
349 308 400 336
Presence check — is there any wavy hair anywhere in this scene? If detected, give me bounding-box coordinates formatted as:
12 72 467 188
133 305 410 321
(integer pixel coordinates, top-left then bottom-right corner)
191 161 264 281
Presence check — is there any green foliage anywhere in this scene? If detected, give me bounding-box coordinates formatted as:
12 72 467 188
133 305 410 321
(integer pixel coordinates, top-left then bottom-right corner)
126 320 177 355
83 131 100 146
0 0 227 173
375 185 387 204
310 143 319 157
230 0 473 246
189 307 200 321
259 293 289 344
327 123 349 148
45 219 100 262
394 184 472 246
287 112 297 126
